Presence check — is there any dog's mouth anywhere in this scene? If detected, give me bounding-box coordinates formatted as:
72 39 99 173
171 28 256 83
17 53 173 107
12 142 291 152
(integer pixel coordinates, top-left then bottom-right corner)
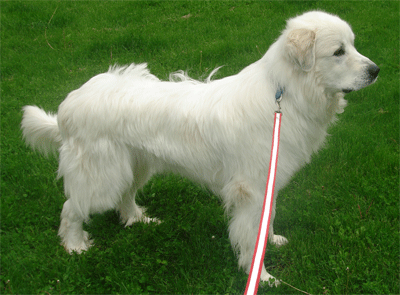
342 89 353 94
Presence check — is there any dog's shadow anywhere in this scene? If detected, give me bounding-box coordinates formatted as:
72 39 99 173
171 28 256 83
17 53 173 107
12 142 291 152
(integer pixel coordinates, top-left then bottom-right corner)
84 173 228 254
85 210 124 241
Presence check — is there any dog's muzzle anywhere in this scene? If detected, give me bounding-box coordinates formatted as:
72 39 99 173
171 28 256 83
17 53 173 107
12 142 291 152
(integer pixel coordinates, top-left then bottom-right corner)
342 63 380 94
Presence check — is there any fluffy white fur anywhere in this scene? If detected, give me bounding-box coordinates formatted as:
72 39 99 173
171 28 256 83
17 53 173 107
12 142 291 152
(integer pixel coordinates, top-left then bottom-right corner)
21 11 379 286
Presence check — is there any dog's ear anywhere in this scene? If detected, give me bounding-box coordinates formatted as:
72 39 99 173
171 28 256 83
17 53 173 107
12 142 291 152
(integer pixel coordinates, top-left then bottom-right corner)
285 29 316 72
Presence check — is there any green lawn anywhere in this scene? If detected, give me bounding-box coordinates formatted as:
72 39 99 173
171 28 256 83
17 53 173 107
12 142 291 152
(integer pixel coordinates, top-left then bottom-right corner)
1 1 398 294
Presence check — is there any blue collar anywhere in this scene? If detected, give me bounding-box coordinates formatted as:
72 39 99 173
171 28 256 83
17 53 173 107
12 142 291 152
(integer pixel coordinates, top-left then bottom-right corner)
275 87 284 102
275 87 284 113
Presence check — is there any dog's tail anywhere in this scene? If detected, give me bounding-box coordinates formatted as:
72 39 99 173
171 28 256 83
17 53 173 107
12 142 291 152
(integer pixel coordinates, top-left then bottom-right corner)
21 106 62 156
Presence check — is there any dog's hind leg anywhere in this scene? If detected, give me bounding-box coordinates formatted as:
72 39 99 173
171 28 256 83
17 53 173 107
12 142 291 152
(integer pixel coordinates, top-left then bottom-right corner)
118 186 160 227
58 199 92 254
118 154 160 227
58 140 134 253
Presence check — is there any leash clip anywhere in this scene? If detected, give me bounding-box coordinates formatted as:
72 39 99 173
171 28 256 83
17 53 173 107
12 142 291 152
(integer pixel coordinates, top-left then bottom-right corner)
275 87 284 113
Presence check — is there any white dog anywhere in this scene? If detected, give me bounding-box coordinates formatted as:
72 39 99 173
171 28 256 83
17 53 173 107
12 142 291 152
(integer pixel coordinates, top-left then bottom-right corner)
21 11 379 286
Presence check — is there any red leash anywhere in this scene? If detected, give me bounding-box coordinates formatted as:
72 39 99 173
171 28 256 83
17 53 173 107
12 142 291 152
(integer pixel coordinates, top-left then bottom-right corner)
244 110 282 295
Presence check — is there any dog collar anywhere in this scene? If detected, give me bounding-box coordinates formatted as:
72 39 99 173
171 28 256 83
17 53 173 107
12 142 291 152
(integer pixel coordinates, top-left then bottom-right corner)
275 87 284 101
275 87 284 112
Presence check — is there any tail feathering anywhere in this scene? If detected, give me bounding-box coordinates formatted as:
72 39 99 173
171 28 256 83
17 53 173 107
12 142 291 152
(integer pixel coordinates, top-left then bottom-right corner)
21 106 62 156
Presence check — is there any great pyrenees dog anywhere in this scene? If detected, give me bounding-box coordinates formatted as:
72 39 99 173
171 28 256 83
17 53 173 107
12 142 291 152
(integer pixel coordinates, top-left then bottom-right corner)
22 11 379 285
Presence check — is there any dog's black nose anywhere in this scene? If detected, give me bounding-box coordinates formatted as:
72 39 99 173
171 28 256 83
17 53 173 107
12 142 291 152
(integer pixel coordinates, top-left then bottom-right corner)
368 64 380 80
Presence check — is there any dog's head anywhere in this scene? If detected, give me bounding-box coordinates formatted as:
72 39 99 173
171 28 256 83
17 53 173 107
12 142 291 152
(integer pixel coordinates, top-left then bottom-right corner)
283 11 379 94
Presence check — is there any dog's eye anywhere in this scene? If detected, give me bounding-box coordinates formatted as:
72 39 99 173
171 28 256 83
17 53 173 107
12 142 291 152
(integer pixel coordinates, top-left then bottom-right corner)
334 47 345 57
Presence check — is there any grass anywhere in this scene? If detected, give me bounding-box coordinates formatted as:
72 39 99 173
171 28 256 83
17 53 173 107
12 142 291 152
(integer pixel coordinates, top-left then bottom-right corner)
1 1 399 294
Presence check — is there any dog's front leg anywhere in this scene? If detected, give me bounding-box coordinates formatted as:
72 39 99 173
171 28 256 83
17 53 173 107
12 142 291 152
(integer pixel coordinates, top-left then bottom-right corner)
268 193 289 246
260 264 281 287
224 179 291 287
228 200 281 287
223 179 281 287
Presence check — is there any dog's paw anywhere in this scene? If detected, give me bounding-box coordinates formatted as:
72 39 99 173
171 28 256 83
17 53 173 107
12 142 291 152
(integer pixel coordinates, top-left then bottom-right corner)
260 272 281 287
63 231 93 254
124 216 161 227
271 234 288 247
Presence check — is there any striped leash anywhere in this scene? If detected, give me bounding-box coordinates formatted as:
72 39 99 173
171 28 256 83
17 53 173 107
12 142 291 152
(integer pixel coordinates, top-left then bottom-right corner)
244 88 283 295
